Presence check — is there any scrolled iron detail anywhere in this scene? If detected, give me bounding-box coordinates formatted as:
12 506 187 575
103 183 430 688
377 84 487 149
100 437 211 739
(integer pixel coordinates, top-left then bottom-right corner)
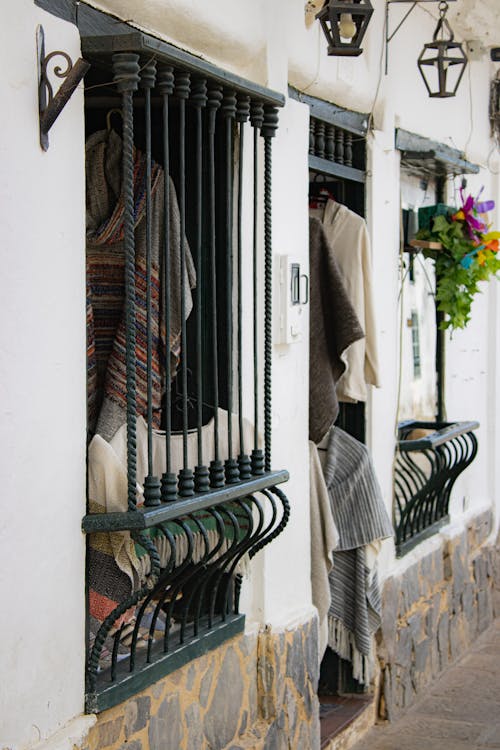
40 50 74 102
37 25 90 151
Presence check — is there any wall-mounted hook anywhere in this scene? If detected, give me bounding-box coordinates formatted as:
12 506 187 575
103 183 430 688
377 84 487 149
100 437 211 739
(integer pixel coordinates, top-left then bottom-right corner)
37 25 90 151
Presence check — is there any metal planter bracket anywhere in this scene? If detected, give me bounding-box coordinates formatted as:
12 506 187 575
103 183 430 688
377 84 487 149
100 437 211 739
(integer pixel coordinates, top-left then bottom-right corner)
37 24 90 151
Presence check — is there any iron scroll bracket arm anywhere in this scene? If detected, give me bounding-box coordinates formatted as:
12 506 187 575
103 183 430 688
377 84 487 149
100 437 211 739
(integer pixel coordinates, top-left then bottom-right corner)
37 25 90 151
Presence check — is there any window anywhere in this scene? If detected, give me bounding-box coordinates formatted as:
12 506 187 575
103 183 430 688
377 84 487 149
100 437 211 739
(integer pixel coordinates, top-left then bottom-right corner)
394 129 480 555
82 24 289 712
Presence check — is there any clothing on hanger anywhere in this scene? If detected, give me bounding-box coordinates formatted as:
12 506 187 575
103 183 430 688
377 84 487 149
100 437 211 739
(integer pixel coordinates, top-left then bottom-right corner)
309 217 364 444
86 127 196 440
309 185 336 210
313 198 381 403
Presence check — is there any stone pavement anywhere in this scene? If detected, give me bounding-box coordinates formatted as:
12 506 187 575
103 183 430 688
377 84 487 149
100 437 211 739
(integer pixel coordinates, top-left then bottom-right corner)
350 618 500 750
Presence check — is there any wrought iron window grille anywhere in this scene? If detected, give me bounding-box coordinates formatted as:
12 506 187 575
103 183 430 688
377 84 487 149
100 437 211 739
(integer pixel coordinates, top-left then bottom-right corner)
82 31 289 713
394 420 478 556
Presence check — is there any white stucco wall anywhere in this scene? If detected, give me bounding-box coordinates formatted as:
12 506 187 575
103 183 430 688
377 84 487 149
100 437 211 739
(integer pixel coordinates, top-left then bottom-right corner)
259 96 313 626
287 0 500 560
0 3 87 748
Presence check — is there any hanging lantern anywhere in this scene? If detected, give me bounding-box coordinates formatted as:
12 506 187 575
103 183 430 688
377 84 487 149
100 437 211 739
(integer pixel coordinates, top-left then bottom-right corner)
417 1 467 98
316 0 374 57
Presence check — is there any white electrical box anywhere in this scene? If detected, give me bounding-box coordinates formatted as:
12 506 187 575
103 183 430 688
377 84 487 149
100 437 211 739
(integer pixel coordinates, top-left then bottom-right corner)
277 254 309 345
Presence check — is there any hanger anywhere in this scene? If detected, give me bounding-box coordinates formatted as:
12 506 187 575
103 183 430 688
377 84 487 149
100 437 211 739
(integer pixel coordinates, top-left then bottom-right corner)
106 107 123 132
309 172 347 208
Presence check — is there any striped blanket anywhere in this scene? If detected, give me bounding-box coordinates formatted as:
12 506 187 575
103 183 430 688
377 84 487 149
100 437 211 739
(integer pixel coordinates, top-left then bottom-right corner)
320 426 394 685
87 410 255 626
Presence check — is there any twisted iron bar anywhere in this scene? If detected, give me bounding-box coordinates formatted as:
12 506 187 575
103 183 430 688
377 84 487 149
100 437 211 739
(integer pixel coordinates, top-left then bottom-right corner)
261 106 279 472
141 58 161 507
249 486 290 559
250 102 264 476
113 53 140 511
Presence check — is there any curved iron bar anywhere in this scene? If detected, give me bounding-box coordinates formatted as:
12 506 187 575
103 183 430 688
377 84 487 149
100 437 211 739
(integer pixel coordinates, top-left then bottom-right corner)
395 422 479 552
220 497 265 614
396 449 438 544
178 513 215 640
192 508 227 636
160 518 196 650
411 451 439 538
395 452 425 509
211 500 257 621
87 531 160 689
128 522 192 669
249 486 290 559
181 508 229 637
146 525 177 661
129 527 179 668
439 431 478 518
395 452 423 499
417 448 440 528
207 506 242 626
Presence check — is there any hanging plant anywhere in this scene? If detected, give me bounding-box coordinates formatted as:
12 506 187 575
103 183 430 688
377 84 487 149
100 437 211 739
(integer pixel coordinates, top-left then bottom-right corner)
414 188 500 331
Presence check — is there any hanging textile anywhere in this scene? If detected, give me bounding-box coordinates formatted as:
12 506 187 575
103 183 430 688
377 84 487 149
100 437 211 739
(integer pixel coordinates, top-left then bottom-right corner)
309 216 364 444
87 409 256 624
86 128 196 440
319 425 393 684
309 440 339 656
311 199 380 402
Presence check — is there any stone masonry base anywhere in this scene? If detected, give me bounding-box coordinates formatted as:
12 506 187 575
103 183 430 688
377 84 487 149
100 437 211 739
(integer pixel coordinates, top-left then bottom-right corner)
377 509 497 721
82 615 320 750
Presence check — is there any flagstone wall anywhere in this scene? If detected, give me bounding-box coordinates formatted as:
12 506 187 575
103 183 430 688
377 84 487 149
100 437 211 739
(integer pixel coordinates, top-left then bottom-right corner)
82 616 320 750
377 509 497 720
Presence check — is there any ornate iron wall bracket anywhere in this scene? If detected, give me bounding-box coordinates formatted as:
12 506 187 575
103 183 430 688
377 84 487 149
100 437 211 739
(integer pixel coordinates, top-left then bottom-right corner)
37 25 90 151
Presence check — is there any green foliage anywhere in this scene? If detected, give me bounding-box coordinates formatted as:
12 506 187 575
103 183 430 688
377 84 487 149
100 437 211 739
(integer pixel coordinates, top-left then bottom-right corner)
416 212 500 332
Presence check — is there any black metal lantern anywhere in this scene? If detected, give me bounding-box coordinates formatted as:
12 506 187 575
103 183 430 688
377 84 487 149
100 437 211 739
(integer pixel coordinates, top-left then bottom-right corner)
417 1 467 98
316 0 374 57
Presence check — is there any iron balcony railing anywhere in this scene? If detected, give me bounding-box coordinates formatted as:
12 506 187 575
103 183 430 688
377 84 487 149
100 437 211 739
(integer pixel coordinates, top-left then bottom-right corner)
82 30 289 713
394 420 479 555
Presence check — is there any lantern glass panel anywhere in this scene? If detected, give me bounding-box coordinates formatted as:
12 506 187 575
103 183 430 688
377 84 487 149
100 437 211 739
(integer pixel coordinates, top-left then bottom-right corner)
418 41 467 97
317 1 373 57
